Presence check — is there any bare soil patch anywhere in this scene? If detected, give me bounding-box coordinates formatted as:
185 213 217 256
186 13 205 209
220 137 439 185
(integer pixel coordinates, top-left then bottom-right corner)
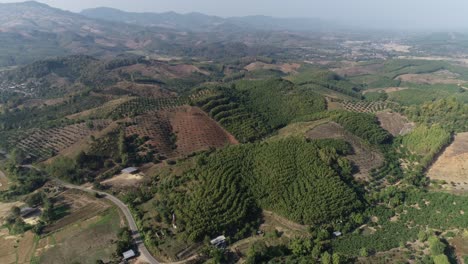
332 62 383 77
126 106 238 158
168 106 238 156
244 62 301 74
427 132 468 188
102 172 145 188
119 62 209 80
376 111 415 136
362 87 409 94
0 171 10 191
306 122 384 180
396 70 463 84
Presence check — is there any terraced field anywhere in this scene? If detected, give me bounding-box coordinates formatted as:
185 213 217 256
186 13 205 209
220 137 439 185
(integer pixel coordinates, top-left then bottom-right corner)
15 120 111 160
342 101 398 113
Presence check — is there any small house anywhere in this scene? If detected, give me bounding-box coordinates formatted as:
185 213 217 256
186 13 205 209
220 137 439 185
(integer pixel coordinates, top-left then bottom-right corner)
333 231 342 237
210 235 226 248
121 167 139 174
122 249 136 260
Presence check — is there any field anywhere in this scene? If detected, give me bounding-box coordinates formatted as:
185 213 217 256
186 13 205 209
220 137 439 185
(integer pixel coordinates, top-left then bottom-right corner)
396 70 463 85
376 111 415 136
0 189 124 264
267 119 330 141
427 132 468 189
306 122 384 180
0 230 36 264
341 101 398 113
43 189 112 233
125 105 238 158
35 208 123 264
15 120 111 160
244 62 301 74
167 106 239 156
362 87 408 94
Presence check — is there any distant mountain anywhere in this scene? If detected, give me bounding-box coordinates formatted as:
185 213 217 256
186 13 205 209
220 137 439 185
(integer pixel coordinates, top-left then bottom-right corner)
81 7 336 32
81 7 226 32
0 1 330 67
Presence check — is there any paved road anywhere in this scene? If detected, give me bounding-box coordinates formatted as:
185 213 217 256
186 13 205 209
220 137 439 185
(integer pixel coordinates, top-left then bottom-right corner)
53 179 161 264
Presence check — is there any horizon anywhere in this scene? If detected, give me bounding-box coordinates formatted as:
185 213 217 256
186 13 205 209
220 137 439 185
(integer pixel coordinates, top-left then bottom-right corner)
0 0 468 31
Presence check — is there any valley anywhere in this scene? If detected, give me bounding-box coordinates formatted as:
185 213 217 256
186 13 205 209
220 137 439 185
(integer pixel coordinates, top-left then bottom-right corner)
0 1 468 264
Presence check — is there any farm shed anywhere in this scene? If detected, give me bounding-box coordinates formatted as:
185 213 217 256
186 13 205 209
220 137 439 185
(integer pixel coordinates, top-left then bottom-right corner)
210 235 226 248
333 231 342 237
121 167 139 174
122 249 136 260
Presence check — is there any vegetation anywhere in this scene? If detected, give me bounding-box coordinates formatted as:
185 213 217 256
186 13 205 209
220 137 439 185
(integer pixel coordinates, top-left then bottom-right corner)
333 112 392 145
163 138 363 241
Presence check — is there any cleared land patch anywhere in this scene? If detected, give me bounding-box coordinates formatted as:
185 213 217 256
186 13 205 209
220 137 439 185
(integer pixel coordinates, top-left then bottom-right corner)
376 111 415 136
101 172 145 188
396 70 463 85
244 62 301 74
125 106 238 158
35 208 123 264
43 189 111 233
362 87 409 94
306 122 384 180
427 132 468 188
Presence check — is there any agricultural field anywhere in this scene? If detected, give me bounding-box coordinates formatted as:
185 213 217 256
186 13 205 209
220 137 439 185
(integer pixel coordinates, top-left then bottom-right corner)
43 189 112 233
166 106 239 156
34 208 123 264
14 120 111 161
341 101 398 113
3 20 468 264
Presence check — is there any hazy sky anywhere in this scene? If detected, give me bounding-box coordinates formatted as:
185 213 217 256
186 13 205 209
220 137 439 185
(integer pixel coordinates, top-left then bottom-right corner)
1 0 467 30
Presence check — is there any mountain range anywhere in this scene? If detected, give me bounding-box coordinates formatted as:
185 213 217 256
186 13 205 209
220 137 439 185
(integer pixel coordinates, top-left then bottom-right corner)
0 1 340 67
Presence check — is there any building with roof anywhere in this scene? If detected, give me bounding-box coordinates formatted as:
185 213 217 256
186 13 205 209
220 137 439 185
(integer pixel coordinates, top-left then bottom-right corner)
121 167 139 174
122 249 136 260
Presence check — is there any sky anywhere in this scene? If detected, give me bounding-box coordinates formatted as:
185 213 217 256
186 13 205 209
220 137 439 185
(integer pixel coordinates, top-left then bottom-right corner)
0 0 467 30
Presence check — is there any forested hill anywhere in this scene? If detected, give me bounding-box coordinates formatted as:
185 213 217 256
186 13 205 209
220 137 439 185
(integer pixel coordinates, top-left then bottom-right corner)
171 138 363 241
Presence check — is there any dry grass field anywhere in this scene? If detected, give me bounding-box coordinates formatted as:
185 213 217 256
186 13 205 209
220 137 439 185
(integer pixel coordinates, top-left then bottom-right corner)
376 111 415 136
427 132 468 189
396 70 463 85
35 208 123 264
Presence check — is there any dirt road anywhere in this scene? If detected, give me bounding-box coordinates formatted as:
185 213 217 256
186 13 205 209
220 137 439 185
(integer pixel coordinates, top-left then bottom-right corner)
53 179 161 264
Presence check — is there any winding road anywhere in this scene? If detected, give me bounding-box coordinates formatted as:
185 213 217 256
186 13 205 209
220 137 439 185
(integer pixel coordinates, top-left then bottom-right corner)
53 178 161 264
19 165 196 264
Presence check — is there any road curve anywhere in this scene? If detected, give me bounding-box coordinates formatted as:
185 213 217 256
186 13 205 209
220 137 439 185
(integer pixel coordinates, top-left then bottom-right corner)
53 179 161 264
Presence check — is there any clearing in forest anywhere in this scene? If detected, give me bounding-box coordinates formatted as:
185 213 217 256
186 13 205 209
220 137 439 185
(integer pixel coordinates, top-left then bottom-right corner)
427 132 468 188
376 111 415 136
306 122 384 180
166 106 238 156
396 70 463 85
126 106 238 158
